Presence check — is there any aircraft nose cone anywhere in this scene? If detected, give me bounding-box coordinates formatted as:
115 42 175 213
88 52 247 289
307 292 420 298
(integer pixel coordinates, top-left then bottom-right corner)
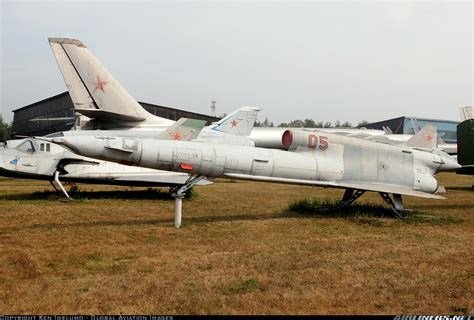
52 138 66 144
0 154 8 169
439 157 462 172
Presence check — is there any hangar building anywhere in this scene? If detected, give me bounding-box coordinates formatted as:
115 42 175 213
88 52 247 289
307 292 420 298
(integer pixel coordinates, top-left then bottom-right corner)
11 92 220 137
457 119 474 175
361 116 459 144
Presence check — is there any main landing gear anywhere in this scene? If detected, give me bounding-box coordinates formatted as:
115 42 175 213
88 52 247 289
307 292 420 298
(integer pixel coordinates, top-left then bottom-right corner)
50 171 71 201
170 175 205 229
377 192 407 218
338 188 408 218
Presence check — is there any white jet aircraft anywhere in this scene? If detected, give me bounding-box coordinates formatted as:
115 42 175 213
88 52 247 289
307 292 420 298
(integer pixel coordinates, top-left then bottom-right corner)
47 37 457 156
41 107 460 228
0 119 212 199
1 107 261 198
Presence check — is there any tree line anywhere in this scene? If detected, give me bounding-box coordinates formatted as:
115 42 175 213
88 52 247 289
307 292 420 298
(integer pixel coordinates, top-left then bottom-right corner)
255 117 370 128
0 115 12 142
0 112 371 142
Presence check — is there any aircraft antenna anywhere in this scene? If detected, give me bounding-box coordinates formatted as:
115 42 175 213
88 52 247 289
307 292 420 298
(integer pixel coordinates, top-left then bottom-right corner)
210 101 216 117
460 106 473 121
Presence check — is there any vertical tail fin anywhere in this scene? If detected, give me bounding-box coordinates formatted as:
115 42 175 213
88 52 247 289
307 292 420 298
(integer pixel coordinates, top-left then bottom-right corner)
48 37 173 125
459 106 473 121
196 106 261 146
157 118 206 141
405 124 438 149
207 106 260 135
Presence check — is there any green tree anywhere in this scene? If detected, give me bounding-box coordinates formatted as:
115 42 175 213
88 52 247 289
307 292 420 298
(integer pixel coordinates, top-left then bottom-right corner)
358 120 369 127
0 114 12 142
341 121 352 128
263 117 274 127
256 117 274 127
288 120 305 127
303 118 317 128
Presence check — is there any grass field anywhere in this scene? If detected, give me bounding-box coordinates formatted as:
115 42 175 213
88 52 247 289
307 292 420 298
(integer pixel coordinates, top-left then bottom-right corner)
0 173 472 314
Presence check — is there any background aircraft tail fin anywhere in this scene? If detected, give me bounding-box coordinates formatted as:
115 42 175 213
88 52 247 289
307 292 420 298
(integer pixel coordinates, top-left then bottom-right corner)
207 106 260 136
158 118 207 141
195 106 260 146
405 124 437 149
49 37 173 126
459 106 473 121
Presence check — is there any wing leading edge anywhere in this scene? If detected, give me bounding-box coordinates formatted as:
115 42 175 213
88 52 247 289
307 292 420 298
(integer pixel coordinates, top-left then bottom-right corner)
223 173 445 200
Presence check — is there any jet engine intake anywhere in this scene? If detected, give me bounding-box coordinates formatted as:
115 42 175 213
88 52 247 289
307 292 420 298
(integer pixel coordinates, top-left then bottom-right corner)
281 130 329 152
413 171 438 193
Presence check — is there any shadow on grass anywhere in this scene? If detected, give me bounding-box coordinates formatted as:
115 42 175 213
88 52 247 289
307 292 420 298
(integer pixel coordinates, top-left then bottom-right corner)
0 199 463 234
446 186 474 191
286 198 464 226
0 188 197 201
0 213 286 233
287 198 397 218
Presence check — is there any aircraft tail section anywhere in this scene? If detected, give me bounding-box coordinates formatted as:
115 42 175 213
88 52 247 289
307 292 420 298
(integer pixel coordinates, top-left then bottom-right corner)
459 106 473 121
196 106 260 146
157 118 207 141
405 125 437 149
49 37 174 126
207 106 260 136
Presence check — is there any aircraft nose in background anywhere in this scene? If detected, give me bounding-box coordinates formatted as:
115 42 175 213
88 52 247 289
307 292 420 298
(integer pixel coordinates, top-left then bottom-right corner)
439 156 462 172
51 136 102 157
0 153 11 169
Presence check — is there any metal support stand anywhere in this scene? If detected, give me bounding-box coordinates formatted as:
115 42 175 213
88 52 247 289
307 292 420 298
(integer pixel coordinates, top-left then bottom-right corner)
171 175 205 229
174 195 184 229
378 192 406 218
49 180 59 192
53 171 71 200
339 188 365 207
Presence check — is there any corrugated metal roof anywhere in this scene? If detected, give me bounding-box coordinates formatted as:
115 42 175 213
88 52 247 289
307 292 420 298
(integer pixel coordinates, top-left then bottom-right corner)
12 92 70 112
12 91 218 121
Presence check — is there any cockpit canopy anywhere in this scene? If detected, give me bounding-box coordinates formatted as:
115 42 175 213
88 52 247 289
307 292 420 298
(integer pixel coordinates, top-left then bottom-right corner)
16 140 36 153
16 139 52 154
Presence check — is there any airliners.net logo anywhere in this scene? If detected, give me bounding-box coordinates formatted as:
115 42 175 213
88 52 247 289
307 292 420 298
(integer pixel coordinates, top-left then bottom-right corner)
395 316 471 320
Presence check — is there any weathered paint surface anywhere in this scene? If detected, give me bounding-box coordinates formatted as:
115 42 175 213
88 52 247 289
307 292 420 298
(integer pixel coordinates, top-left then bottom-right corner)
53 128 459 198
0 138 210 186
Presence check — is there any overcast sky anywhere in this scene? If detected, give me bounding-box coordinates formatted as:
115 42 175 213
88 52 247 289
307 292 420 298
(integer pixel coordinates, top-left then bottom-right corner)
1 1 472 124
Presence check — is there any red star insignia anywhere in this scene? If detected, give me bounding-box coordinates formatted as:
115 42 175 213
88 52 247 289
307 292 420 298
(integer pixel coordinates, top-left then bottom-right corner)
231 120 238 128
93 76 108 93
425 134 433 143
170 129 181 140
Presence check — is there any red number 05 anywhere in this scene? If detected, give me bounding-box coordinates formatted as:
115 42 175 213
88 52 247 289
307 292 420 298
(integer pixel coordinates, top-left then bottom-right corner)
307 135 328 151
319 136 328 150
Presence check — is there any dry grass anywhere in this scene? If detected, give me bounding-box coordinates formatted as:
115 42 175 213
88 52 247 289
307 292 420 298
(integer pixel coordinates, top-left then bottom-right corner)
0 173 472 314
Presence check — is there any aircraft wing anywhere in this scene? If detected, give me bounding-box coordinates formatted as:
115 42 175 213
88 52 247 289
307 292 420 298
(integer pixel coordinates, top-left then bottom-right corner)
58 158 100 166
223 173 445 199
114 174 213 186
75 108 145 122
336 125 437 148
29 117 77 122
334 180 444 199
